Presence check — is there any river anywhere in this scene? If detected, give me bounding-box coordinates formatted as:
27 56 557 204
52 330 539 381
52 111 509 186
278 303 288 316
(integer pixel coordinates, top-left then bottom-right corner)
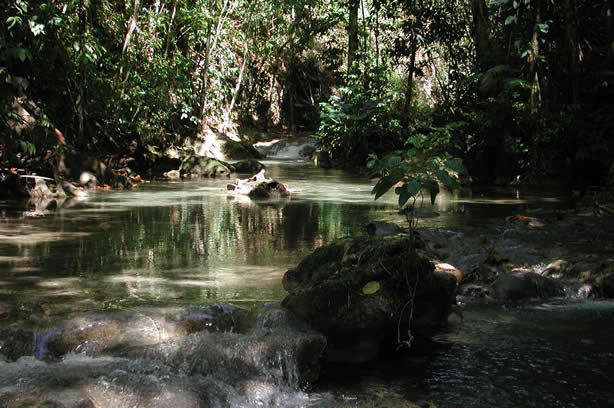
1 157 613 407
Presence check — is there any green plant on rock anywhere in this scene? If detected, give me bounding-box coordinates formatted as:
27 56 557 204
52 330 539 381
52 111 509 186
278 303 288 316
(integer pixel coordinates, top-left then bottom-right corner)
368 148 467 241
368 146 467 348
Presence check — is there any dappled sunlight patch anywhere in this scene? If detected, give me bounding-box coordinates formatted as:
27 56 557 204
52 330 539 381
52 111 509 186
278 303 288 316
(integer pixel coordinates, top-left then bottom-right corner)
8 266 42 274
38 288 86 297
0 229 90 245
35 277 81 288
168 279 216 288
456 197 561 205
214 266 286 287
104 275 167 284
13 275 42 282
0 255 31 264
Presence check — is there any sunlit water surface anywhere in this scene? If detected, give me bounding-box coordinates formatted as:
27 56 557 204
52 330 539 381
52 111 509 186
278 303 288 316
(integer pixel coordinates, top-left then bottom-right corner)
1 159 612 407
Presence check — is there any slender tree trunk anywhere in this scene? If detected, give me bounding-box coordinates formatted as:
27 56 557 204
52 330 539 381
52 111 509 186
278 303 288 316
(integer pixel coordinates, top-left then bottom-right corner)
347 0 360 74
607 0 613 67
564 0 580 105
226 42 249 120
115 0 141 118
404 44 417 110
165 0 178 57
197 0 231 135
528 3 542 114
471 0 492 71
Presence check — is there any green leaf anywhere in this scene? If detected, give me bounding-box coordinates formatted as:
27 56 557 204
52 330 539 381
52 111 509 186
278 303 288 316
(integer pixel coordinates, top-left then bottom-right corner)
505 16 517 25
386 154 402 167
372 170 403 200
436 169 460 190
444 158 468 176
425 180 440 205
362 281 381 295
6 16 23 30
398 179 421 207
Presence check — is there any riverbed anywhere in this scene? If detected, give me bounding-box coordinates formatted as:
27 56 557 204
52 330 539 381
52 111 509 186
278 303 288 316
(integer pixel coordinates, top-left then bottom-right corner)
1 158 613 407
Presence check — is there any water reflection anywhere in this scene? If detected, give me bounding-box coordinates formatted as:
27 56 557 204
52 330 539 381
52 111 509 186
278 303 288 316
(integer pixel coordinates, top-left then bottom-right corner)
0 161 568 328
0 162 400 326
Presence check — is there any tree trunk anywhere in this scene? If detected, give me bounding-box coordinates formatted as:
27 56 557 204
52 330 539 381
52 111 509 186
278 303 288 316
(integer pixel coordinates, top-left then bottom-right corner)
564 0 580 105
528 2 542 114
347 0 360 74
471 0 492 71
197 0 231 136
607 0 613 67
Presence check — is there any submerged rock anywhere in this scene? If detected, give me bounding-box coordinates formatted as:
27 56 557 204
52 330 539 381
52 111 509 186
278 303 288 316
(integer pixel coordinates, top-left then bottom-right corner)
45 304 251 358
491 271 563 300
281 237 457 363
365 221 406 237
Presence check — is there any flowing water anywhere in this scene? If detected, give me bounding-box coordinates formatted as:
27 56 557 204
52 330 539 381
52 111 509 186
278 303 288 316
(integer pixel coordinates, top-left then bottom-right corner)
1 155 613 407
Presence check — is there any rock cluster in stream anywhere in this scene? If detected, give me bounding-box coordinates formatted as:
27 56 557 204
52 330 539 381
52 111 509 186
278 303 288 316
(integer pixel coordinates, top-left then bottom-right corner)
417 211 614 301
0 303 326 407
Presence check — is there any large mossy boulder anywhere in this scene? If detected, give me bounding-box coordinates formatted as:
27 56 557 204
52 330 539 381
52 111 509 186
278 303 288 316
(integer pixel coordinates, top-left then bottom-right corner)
281 237 457 363
180 156 231 178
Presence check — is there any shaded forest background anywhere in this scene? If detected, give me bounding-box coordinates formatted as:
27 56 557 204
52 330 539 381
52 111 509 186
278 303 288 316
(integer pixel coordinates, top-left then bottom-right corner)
1 0 613 186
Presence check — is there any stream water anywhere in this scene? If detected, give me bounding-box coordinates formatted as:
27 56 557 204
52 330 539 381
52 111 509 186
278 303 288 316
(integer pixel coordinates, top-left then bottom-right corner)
1 156 613 407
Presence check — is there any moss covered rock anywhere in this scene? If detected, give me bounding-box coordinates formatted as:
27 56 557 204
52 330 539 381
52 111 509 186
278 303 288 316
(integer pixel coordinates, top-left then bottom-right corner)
230 159 265 174
281 237 457 363
180 156 231 178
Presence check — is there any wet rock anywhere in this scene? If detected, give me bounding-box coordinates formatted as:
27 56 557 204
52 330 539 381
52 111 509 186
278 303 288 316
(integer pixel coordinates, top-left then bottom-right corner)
180 156 231 178
281 237 457 363
365 221 406 237
459 283 491 298
126 328 326 388
230 158 265 174
0 357 209 408
163 169 181 179
171 303 252 334
299 144 317 158
227 169 290 199
46 304 251 358
491 271 564 300
435 262 464 284
223 140 263 160
110 167 146 189
0 328 35 361
248 180 289 199
0 172 29 198
541 259 570 278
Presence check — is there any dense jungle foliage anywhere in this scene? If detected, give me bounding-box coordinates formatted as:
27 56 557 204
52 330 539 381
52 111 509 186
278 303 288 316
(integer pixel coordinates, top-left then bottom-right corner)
1 0 613 185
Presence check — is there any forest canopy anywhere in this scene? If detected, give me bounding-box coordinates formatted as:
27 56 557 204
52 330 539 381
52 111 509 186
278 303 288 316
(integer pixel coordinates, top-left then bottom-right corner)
1 0 613 185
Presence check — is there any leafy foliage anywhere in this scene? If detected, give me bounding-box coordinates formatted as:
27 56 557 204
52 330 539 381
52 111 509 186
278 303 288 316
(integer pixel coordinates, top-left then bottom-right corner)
368 150 467 209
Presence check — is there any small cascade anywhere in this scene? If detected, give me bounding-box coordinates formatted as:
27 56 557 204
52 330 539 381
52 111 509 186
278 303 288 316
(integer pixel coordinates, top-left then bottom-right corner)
0 304 329 408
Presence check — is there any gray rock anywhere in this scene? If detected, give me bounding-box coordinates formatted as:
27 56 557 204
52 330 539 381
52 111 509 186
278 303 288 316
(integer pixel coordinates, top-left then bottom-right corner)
491 271 563 300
